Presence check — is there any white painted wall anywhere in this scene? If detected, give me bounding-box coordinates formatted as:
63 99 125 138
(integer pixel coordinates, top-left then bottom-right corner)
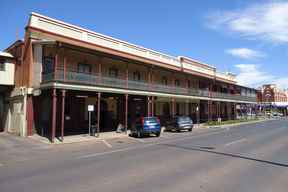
0 62 14 85
33 44 43 88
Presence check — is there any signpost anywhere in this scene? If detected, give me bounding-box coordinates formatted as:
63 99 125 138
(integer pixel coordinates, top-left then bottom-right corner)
196 105 199 128
88 105 94 136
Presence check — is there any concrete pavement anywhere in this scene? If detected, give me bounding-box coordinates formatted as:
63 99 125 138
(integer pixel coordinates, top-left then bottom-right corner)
0 119 288 192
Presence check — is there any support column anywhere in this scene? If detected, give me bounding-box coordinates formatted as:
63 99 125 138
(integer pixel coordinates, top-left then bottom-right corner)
98 57 102 84
61 90 66 142
227 102 231 120
51 89 57 143
26 96 34 136
97 92 101 137
148 67 151 91
196 103 200 125
54 49 58 80
151 96 154 116
126 63 129 88
217 102 220 119
63 55 66 81
208 100 212 121
172 98 176 117
125 94 128 133
147 96 150 116
185 100 189 116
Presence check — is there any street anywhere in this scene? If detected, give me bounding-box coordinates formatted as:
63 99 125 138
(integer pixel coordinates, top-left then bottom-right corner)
1 119 288 192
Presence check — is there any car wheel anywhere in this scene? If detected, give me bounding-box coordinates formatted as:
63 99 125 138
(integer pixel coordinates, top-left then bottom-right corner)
188 128 192 132
155 132 160 137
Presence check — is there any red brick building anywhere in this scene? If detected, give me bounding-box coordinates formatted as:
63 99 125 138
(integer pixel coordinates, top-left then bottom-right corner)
257 84 288 115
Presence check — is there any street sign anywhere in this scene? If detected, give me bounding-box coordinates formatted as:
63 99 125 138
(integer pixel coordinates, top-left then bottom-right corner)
88 105 94 136
88 105 94 112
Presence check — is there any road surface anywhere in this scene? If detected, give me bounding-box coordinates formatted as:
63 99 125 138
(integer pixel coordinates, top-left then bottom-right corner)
0 119 288 192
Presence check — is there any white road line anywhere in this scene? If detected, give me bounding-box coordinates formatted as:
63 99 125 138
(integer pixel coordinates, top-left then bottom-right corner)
225 138 247 147
78 129 228 159
127 137 146 143
102 140 112 148
78 144 154 159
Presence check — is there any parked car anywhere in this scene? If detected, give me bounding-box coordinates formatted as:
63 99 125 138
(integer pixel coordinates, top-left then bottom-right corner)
131 117 161 138
165 116 193 132
272 112 283 117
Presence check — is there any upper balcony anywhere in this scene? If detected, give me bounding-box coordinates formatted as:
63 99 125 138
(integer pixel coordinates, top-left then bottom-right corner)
28 12 236 84
41 67 256 103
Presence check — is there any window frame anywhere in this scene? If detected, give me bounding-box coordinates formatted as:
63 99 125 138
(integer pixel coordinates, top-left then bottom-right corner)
175 79 180 87
77 63 92 74
109 67 119 78
0 59 5 71
133 71 141 81
42 56 55 74
162 76 168 86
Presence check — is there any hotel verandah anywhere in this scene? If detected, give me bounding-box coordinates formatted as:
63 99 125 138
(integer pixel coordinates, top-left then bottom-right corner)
2 13 257 142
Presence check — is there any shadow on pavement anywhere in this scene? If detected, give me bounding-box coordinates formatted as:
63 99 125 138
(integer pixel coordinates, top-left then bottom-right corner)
161 143 288 168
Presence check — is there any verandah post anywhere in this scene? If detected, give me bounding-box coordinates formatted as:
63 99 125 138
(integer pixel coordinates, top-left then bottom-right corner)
61 90 66 142
51 88 57 143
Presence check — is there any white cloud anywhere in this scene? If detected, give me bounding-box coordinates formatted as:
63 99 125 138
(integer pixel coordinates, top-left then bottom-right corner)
235 64 288 89
226 48 265 59
235 64 273 87
207 1 288 43
272 77 288 89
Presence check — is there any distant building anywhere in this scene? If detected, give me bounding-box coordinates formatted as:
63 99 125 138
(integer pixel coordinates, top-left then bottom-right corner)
257 84 288 115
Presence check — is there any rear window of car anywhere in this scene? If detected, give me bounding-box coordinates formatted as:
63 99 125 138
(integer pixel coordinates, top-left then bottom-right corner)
144 117 158 123
178 117 191 121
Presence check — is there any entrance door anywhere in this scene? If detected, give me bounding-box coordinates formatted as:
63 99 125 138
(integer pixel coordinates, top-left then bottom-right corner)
129 96 146 129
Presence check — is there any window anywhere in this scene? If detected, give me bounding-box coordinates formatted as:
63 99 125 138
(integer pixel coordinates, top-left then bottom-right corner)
133 71 141 81
109 67 118 78
187 80 191 88
78 63 91 74
43 56 54 74
162 77 168 85
175 79 180 87
0 59 5 71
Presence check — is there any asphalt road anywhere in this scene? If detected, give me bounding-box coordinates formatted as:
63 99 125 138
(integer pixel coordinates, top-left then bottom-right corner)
1 119 288 192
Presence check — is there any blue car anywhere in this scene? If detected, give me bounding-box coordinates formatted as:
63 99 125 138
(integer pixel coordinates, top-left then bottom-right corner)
131 117 161 138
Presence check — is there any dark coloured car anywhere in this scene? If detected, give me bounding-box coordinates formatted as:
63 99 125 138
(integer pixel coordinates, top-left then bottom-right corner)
131 117 161 138
165 116 193 132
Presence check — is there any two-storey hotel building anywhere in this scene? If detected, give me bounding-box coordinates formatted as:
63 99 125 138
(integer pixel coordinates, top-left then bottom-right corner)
3 13 257 142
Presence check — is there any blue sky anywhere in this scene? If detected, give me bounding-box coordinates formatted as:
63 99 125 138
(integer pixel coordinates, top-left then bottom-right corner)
1 0 287 88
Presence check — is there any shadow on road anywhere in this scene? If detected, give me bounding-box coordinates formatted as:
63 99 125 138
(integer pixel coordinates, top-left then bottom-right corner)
161 143 288 168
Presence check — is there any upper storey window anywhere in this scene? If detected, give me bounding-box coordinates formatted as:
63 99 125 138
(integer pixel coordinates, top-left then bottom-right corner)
43 56 54 74
78 63 91 74
0 59 5 71
109 67 118 78
133 71 141 81
175 79 180 87
187 80 191 88
162 77 168 85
